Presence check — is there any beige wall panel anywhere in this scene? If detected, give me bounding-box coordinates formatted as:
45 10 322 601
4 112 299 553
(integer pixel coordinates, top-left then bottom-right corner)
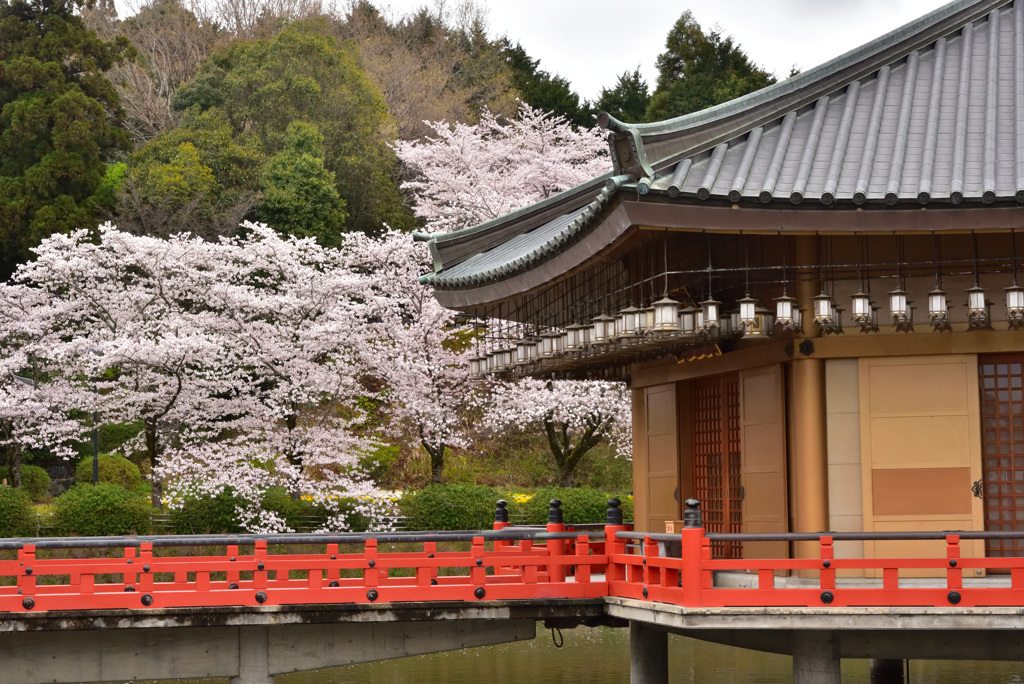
826 359 860 414
632 389 648 531
826 413 861 466
859 354 986 573
866 358 970 414
828 463 863 519
869 416 972 469
872 468 973 516
828 354 863 569
740 365 788 560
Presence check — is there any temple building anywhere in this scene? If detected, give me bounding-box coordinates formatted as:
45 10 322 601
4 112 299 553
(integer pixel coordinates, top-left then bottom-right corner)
417 0 1024 575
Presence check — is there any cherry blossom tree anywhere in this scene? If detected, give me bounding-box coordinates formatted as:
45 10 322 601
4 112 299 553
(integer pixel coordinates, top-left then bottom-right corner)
393 102 610 234
484 378 631 487
0 224 390 531
343 230 475 484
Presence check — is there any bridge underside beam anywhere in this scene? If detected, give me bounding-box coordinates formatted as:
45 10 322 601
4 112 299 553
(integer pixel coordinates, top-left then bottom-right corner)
0 619 537 684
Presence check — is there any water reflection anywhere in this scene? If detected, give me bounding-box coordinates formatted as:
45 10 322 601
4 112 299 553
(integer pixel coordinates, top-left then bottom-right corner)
116 626 1024 684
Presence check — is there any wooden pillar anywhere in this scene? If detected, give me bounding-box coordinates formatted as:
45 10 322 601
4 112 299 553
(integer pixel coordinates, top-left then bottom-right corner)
791 236 829 569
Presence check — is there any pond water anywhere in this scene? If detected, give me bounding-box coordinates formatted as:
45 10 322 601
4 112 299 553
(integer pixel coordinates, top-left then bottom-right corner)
116 625 1024 684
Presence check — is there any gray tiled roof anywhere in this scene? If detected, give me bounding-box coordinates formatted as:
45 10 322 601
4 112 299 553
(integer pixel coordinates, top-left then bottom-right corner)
642 0 1024 206
422 0 1023 291
420 182 616 287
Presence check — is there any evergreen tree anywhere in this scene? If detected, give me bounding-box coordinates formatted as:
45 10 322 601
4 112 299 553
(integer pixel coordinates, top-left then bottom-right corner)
0 0 131 279
173 19 413 235
500 39 590 128
595 68 650 124
647 11 775 121
253 121 346 247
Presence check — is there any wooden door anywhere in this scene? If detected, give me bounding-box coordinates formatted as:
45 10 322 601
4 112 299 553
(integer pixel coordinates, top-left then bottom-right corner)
642 383 680 533
979 355 1024 557
693 374 742 558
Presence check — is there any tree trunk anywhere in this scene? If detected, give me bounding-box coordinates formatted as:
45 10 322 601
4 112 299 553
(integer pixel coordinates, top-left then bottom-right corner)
144 420 162 507
10 449 22 489
425 443 446 484
556 462 575 488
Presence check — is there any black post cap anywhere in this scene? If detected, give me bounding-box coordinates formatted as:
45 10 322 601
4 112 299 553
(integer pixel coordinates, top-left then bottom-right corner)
683 497 702 528
548 499 563 524
606 498 623 525
495 500 509 523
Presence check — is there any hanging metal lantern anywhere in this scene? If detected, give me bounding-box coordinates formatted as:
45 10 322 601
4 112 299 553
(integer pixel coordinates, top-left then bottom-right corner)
1007 283 1024 330
850 291 872 323
744 306 774 338
699 297 720 330
928 289 951 332
775 294 797 330
719 312 733 337
468 355 485 378
679 305 696 335
539 330 562 357
564 323 583 351
888 288 913 332
643 306 655 334
738 294 757 328
652 296 681 332
515 339 532 365
591 314 615 344
813 291 833 324
617 305 640 339
967 284 989 329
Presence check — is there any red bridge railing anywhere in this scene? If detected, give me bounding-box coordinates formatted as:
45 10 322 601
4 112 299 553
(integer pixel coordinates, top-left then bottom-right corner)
1 498 1022 613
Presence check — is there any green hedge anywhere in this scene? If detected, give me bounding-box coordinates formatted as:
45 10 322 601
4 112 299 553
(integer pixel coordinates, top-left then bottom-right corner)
516 488 634 526
75 454 143 490
170 487 369 534
0 465 51 502
170 489 243 534
399 484 501 531
0 486 34 537
54 484 151 536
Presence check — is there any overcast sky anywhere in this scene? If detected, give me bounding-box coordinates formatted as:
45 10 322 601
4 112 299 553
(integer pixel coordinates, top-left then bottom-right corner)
374 0 953 101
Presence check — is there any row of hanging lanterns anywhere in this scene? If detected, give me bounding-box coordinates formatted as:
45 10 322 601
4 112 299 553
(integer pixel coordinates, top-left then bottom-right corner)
468 292 786 378
469 276 1024 377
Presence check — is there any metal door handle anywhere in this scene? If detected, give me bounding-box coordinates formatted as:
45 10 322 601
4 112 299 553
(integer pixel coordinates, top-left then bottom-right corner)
972 479 984 499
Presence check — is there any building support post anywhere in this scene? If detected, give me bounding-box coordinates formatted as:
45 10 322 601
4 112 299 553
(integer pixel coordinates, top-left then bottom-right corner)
870 658 906 682
630 620 668 684
792 631 840 684
231 626 273 684
791 235 829 573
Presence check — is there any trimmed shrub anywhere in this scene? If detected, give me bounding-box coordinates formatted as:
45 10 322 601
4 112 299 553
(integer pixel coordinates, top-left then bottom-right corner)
517 487 630 525
400 484 501 531
20 465 51 502
54 484 151 536
75 454 144 491
170 489 243 535
0 465 50 501
0 486 35 537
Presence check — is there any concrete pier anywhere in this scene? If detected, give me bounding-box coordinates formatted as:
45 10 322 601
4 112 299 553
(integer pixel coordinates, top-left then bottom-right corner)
792 631 840 684
630 620 668 684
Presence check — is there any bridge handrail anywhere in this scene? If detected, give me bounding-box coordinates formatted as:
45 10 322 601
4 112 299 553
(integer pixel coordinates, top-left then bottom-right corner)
0 529 596 550
620 530 1024 543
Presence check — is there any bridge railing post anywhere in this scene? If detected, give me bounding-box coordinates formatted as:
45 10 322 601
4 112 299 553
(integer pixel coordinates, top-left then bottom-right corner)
492 500 513 576
820 536 835 591
946 534 963 592
139 543 153 592
363 539 379 590
546 499 566 583
681 497 704 606
604 498 627 584
254 540 268 591
18 545 35 600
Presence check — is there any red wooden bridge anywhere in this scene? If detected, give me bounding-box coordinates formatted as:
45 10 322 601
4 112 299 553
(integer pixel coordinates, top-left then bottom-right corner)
3 500 1024 684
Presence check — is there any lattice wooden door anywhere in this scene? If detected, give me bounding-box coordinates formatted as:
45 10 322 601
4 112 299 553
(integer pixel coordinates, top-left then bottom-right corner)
980 356 1024 557
693 374 742 559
